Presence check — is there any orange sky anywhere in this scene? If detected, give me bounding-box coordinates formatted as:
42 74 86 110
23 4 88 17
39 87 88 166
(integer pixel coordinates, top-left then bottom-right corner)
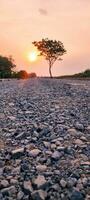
0 0 90 76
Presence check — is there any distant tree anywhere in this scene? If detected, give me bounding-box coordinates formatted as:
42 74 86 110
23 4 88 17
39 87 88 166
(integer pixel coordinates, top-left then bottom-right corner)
0 55 16 78
16 70 28 79
83 69 90 77
32 38 66 78
74 69 90 78
29 72 37 78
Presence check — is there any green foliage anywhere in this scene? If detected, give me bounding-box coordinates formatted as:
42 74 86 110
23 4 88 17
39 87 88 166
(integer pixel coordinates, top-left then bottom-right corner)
33 38 66 77
0 55 16 78
74 69 90 78
56 69 90 79
16 70 29 79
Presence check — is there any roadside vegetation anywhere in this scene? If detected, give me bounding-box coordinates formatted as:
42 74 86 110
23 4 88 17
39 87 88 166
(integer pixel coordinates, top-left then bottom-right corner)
56 69 90 79
0 55 37 79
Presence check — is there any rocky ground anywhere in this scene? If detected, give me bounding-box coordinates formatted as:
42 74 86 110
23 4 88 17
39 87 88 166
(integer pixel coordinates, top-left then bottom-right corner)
0 78 90 200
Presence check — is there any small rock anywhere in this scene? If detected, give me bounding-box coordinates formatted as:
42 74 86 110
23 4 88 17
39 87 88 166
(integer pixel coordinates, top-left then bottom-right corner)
67 178 77 187
52 151 60 160
0 180 9 188
23 180 33 194
75 123 84 132
12 166 20 175
45 151 52 155
29 149 41 157
60 179 67 188
57 146 65 151
12 148 24 159
1 186 16 197
17 191 24 200
51 144 56 149
55 141 61 146
80 136 87 141
9 102 14 106
76 183 83 190
81 161 90 166
33 175 47 189
85 195 90 200
32 189 47 200
10 179 18 185
8 116 16 121
86 126 90 134
82 177 88 185
51 184 60 191
74 139 84 145
15 132 26 140
67 128 78 136
36 165 47 172
70 190 84 200
43 141 50 148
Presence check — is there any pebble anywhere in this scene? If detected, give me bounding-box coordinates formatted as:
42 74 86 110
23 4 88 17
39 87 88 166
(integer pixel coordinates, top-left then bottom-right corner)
70 190 85 200
0 180 9 188
74 139 84 145
36 164 47 172
29 149 41 157
1 185 16 197
0 78 89 200
17 191 24 200
33 175 47 189
11 148 24 159
23 180 33 193
60 179 67 188
52 151 60 160
75 123 84 132
32 189 47 200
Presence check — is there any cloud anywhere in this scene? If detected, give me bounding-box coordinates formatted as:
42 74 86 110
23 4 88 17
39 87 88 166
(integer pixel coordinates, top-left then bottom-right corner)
38 8 48 16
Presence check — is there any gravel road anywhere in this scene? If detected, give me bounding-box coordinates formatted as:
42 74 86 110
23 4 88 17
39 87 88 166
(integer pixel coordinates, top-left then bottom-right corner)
0 78 90 200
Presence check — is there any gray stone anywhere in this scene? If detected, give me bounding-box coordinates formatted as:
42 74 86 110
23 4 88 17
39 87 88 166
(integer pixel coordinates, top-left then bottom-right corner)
86 126 90 134
67 178 77 187
23 180 33 194
52 151 60 160
29 149 41 157
60 179 67 188
67 128 78 136
17 191 24 200
36 164 47 172
15 132 26 139
43 141 50 148
32 189 47 200
70 190 84 200
0 180 9 188
12 148 24 159
74 139 84 145
75 123 84 132
33 175 47 189
10 179 18 185
1 186 16 197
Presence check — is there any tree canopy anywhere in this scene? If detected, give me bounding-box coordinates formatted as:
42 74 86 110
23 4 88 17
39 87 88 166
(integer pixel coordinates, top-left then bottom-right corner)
33 38 66 77
0 55 16 78
16 70 29 79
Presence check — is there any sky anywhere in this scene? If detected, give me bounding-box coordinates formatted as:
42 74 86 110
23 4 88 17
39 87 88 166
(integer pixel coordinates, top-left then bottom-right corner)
0 0 90 76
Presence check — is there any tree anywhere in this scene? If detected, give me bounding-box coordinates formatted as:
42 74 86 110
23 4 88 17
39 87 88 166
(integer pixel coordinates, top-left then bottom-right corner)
0 55 16 78
32 38 66 77
16 70 29 79
29 72 37 78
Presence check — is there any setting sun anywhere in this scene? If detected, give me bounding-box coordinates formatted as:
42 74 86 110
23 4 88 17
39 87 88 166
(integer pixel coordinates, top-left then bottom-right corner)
28 51 38 62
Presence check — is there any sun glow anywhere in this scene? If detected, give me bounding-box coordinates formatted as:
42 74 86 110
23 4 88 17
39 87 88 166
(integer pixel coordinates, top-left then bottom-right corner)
28 51 38 62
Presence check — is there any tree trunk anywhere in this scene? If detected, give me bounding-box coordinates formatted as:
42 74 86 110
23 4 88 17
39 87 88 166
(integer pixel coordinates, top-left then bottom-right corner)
49 64 53 78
